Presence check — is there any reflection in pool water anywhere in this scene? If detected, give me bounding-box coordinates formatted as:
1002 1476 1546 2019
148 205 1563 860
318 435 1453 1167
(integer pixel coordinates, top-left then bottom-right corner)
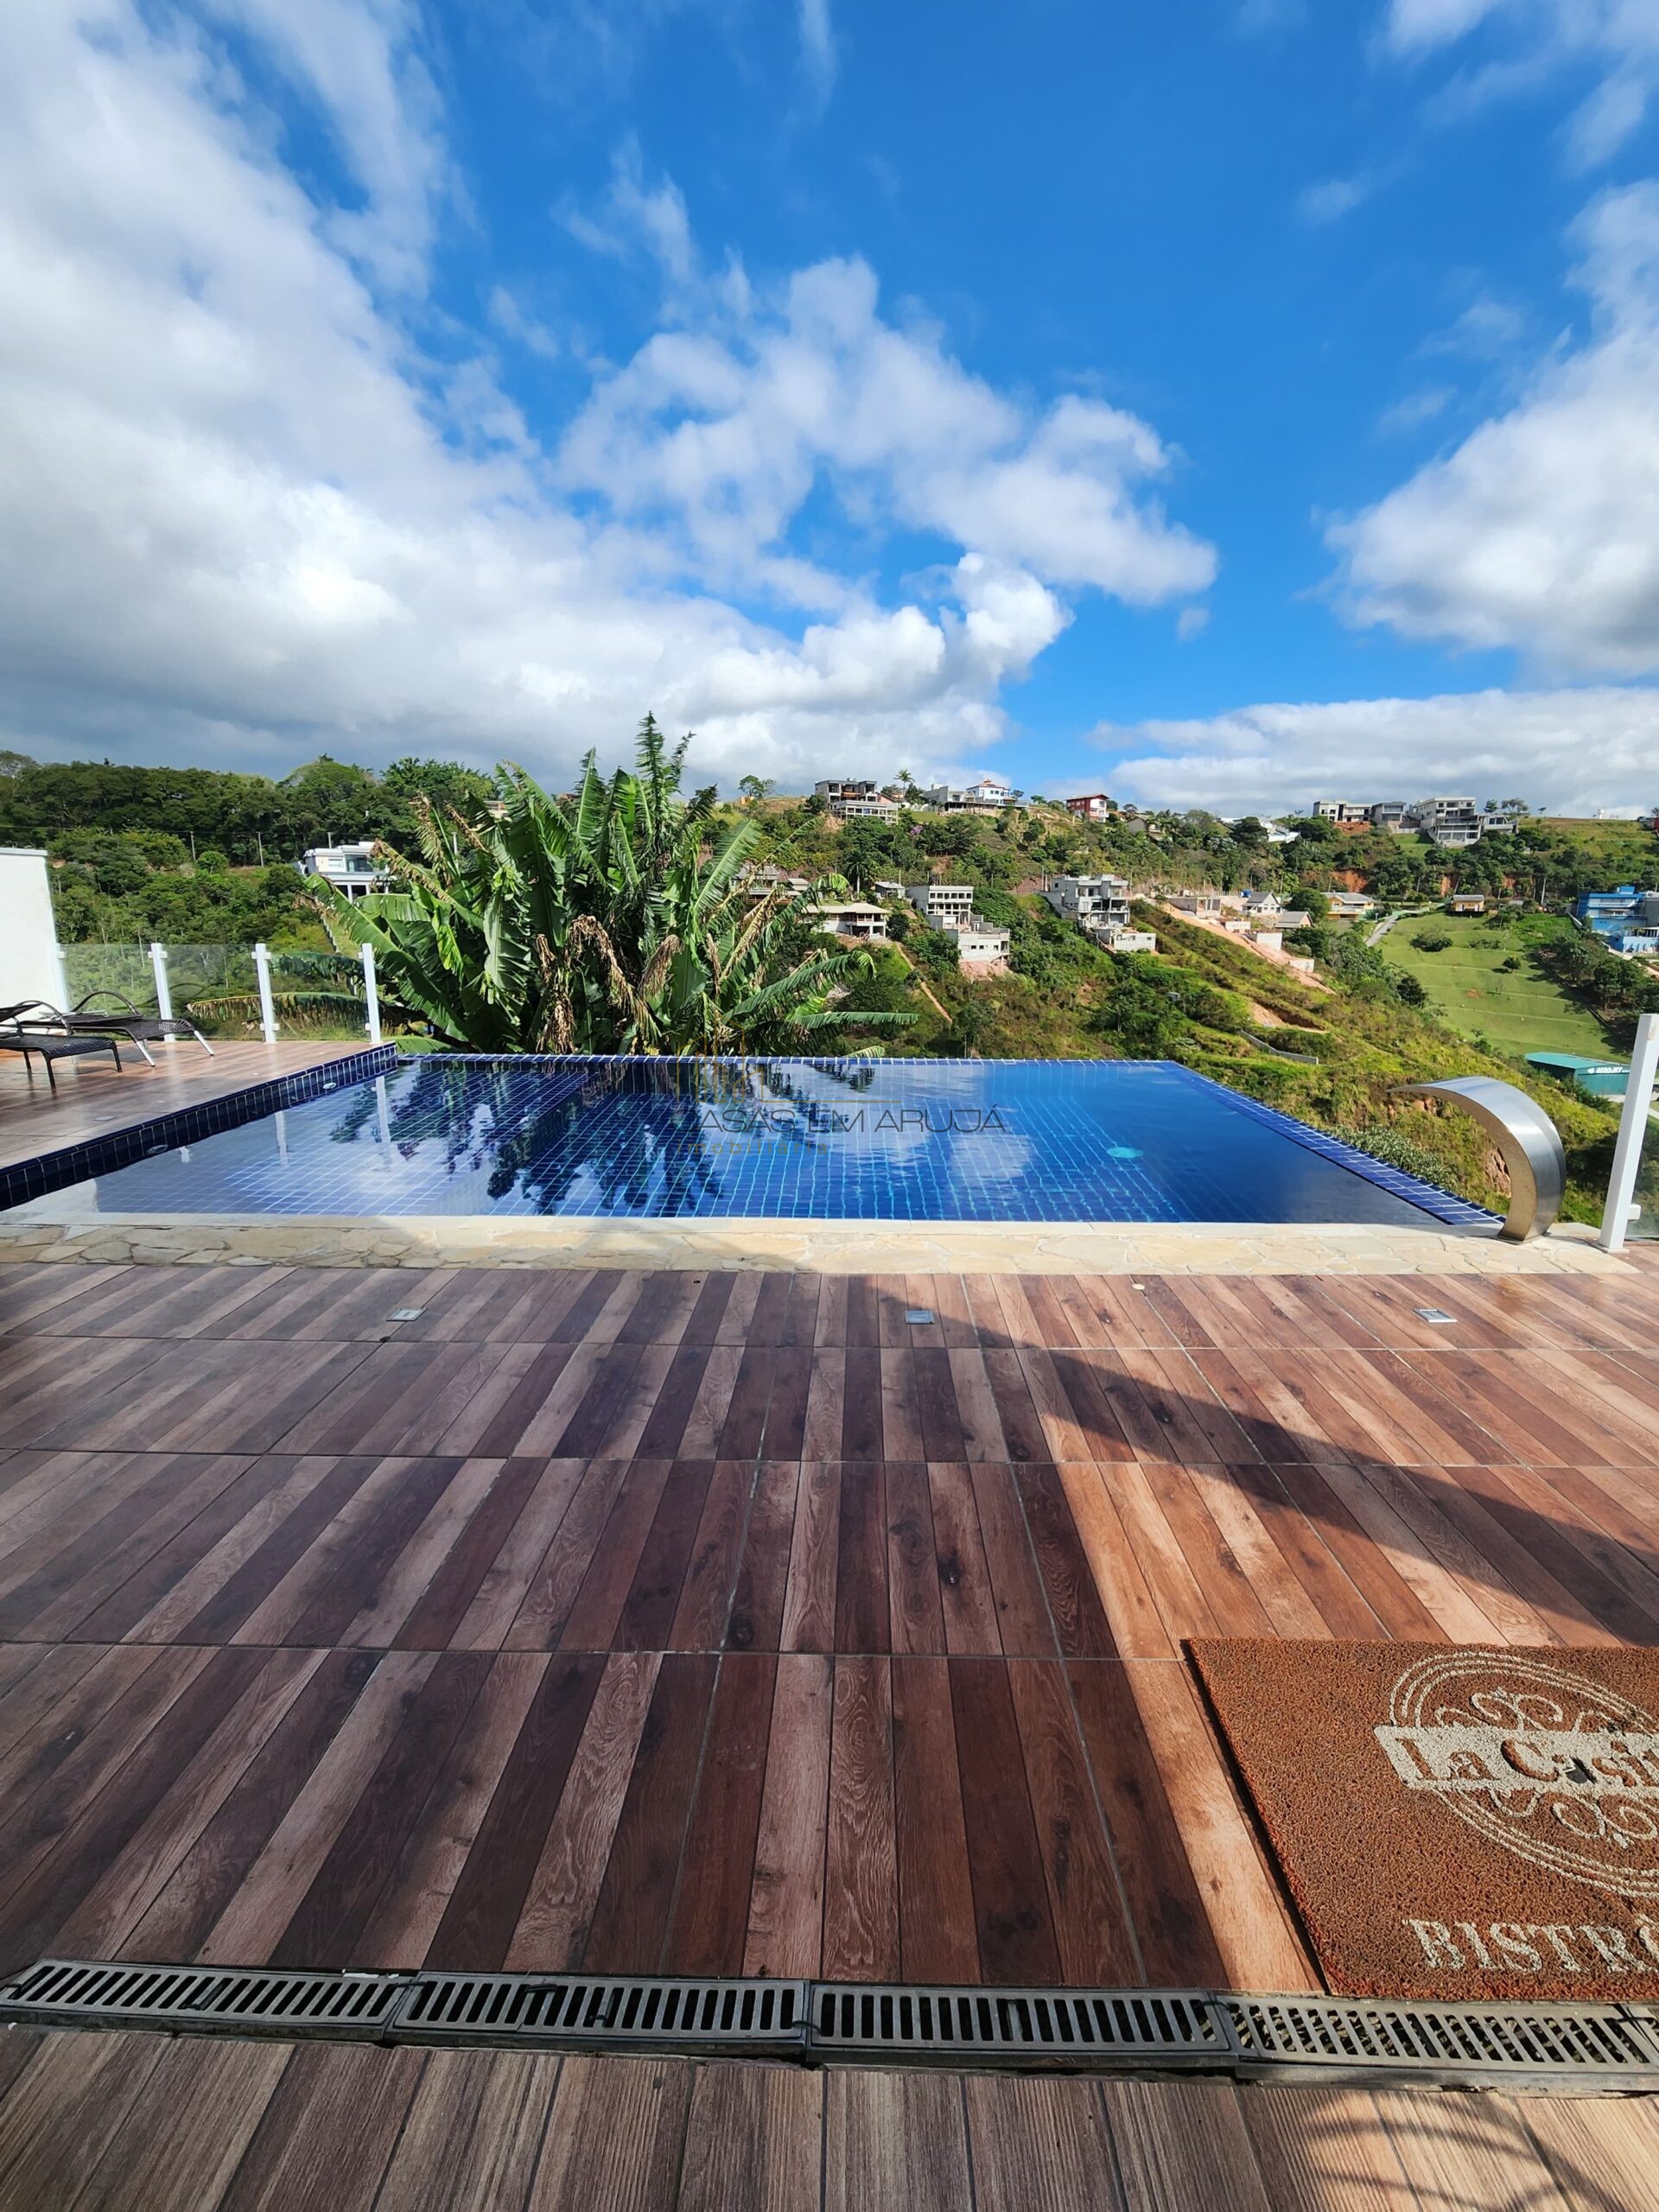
30 1054 1476 1226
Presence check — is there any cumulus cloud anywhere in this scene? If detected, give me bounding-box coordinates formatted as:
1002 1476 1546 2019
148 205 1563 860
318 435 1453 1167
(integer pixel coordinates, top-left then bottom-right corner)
1385 0 1659 165
1095 686 1659 816
561 259 1216 606
1329 182 1659 674
0 0 1212 792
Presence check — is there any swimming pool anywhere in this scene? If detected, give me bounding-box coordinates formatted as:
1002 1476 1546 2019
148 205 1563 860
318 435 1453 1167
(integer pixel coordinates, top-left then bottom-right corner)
8 1054 1491 1227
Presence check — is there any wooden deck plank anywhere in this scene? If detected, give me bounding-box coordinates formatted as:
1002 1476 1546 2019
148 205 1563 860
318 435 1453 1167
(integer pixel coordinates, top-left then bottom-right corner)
822 1654 899 1980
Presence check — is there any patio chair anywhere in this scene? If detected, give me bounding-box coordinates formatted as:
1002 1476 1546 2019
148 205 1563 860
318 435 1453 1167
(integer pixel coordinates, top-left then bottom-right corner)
0 1033 124 1090
10 991 214 1065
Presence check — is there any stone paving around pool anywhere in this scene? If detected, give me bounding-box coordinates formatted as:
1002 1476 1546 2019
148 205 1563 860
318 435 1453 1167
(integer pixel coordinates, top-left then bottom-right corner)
0 1205 1632 1273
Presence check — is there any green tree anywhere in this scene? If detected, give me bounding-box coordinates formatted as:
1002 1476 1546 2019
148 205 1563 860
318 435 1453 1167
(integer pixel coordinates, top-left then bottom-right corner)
318 718 916 1055
738 774 776 806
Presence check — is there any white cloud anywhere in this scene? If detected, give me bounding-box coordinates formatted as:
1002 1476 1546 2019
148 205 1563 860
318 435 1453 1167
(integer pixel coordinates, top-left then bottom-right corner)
1329 183 1659 674
798 0 836 100
1385 0 1659 164
0 0 1211 795
1376 385 1454 435
561 258 1217 606
1096 686 1659 816
1298 175 1373 224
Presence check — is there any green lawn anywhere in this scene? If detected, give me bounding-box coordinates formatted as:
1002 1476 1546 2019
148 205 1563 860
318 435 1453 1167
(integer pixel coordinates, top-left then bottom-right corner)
1382 913 1620 1058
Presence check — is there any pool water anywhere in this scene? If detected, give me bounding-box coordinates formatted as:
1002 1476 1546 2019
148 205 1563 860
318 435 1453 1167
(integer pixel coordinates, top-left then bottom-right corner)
30 1055 1482 1227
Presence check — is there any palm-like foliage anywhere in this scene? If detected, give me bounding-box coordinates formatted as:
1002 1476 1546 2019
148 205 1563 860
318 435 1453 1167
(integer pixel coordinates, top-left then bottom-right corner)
317 716 913 1056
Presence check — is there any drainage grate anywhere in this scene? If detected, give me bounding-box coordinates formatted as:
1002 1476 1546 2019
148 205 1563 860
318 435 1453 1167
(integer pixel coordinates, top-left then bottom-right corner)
810 1985 1224 2069
0 1960 407 2042
1220 1994 1659 2087
392 1973 807 2054
1414 1306 1457 1325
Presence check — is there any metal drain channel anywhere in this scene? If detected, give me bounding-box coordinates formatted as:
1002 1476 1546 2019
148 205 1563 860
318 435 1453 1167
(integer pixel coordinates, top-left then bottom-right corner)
6 1963 1659 2090
0 1961 407 2042
1221 1994 1659 2088
393 1973 806 2053
810 1984 1223 2069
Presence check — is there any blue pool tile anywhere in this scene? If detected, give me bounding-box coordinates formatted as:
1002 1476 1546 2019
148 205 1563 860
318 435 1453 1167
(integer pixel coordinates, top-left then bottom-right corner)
3 1053 1497 1230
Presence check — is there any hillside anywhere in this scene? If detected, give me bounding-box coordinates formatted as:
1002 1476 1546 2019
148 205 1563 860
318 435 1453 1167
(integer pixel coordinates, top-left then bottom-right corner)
1380 911 1620 1058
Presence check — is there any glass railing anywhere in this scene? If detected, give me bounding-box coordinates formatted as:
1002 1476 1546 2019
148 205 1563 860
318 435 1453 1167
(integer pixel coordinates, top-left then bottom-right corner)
1628 1099 1657 1242
58 942 377 1043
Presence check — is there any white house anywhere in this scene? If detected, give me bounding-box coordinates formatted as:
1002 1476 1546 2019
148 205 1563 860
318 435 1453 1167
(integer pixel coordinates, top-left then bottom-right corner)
301 842 391 899
807 899 890 941
918 776 1020 814
1042 874 1132 934
906 882 976 927
941 919 1011 966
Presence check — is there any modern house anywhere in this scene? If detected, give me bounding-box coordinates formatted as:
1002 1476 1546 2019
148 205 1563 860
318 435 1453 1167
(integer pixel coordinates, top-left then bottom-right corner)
1065 793 1117 821
906 882 977 928
939 918 1011 965
1370 801 1408 830
1576 886 1659 956
813 779 901 821
1171 889 1223 918
906 880 1007 964
300 842 392 899
1402 797 1484 847
1042 874 1132 933
917 776 1021 815
1313 800 1370 824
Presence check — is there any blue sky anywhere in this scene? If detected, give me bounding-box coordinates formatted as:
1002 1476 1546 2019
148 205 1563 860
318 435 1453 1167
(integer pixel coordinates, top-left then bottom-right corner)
3 0 1659 811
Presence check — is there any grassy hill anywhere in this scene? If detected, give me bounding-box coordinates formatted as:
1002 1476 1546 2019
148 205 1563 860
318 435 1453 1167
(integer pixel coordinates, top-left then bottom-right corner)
1379 912 1621 1058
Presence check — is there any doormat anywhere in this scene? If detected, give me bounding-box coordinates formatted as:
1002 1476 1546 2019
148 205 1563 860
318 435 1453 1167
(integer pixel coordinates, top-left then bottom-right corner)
1192 1639 1659 2002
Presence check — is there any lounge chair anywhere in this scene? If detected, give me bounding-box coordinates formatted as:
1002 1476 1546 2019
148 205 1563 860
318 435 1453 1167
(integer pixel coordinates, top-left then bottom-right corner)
0 1033 124 1090
10 992 214 1065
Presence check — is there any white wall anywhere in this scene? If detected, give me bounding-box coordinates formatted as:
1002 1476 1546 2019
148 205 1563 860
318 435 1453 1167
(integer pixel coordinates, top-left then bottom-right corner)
0 849 67 1011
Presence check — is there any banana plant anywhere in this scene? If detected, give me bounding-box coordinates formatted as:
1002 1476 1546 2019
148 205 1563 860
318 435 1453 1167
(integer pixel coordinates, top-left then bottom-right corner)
317 716 915 1056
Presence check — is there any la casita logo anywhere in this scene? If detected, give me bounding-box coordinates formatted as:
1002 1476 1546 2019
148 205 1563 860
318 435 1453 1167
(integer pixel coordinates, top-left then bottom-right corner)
1376 1649 1659 1899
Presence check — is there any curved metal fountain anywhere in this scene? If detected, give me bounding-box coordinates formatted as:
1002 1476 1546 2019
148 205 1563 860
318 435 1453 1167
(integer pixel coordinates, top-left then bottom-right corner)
1389 1076 1565 1242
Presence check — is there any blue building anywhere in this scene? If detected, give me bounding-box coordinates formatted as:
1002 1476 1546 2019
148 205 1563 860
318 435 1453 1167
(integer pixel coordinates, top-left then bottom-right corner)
1574 885 1659 956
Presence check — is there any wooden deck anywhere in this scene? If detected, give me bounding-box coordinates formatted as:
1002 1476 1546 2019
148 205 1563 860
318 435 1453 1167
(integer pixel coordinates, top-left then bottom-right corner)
0 2026 1651 2211
0 1258 1657 1993
0 1041 379 1173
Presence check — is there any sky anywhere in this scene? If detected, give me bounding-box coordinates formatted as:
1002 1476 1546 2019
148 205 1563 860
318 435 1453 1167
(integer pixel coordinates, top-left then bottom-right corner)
3 1 1659 814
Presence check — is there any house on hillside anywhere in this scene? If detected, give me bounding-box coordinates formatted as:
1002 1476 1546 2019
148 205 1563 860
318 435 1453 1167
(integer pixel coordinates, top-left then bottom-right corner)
1403 797 1484 847
1325 891 1375 918
301 843 391 899
1171 890 1223 918
906 880 1007 965
1042 874 1131 933
1065 793 1117 821
1576 885 1659 954
814 779 900 821
1448 893 1486 914
805 899 889 941
939 918 1011 966
918 776 1021 815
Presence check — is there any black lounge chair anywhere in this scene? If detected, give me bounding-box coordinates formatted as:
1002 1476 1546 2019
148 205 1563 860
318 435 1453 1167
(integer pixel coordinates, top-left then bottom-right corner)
0 1032 124 1090
10 991 214 1065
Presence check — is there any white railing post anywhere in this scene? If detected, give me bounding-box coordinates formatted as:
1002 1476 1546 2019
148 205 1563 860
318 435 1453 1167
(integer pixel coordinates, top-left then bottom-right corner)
252 942 278 1045
148 942 173 1025
359 941 382 1045
1599 1011 1658 1253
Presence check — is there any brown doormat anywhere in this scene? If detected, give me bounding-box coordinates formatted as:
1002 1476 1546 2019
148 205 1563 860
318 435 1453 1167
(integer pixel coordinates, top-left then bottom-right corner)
1192 1639 1659 2002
